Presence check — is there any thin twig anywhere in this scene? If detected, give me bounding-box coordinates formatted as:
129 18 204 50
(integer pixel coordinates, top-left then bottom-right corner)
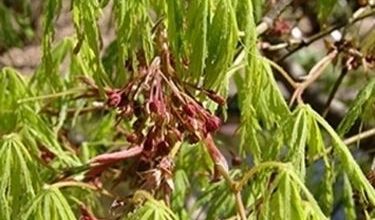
322 67 348 117
289 50 338 106
206 134 246 220
216 165 246 220
266 58 298 88
235 191 247 220
230 0 294 83
229 6 374 102
47 181 116 198
231 0 293 71
278 7 375 61
343 127 375 146
312 127 375 161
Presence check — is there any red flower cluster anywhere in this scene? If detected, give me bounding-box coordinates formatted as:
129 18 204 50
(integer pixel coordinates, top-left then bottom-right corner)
88 57 226 194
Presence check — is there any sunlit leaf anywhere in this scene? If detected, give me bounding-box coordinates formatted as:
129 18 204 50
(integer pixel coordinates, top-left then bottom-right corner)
310 106 375 205
126 191 178 220
0 134 41 219
186 0 208 83
22 187 76 220
337 79 375 136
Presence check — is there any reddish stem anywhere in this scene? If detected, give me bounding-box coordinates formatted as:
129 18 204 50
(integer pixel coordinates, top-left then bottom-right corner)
204 134 229 172
90 145 143 165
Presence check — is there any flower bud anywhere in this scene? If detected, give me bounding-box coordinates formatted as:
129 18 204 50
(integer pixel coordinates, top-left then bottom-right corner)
205 115 221 133
204 135 228 173
148 100 160 114
107 90 122 107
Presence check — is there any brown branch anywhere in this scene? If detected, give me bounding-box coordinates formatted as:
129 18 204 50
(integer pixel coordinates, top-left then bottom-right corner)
322 67 348 117
256 0 293 35
204 135 246 220
289 50 338 106
235 190 247 220
312 127 375 161
89 145 143 165
343 127 375 146
266 58 298 88
215 164 246 220
278 7 375 61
